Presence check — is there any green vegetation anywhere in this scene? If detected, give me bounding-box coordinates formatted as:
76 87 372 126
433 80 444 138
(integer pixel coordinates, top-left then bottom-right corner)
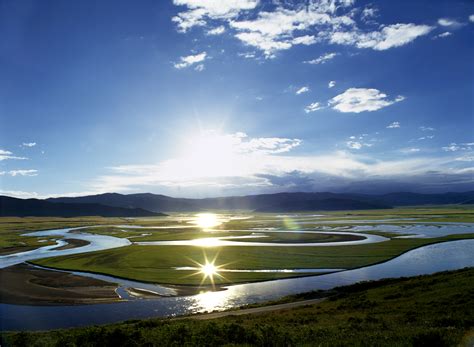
32 234 474 285
3 208 474 285
3 268 473 346
0 217 130 255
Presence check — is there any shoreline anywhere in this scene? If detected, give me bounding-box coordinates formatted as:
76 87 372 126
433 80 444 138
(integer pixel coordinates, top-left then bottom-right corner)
0 263 122 306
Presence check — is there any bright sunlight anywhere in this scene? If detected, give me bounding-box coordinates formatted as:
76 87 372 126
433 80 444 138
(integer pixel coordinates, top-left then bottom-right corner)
201 262 218 278
194 213 220 229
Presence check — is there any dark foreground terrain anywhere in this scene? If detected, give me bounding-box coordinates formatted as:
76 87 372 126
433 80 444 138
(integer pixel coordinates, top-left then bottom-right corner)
2 268 473 346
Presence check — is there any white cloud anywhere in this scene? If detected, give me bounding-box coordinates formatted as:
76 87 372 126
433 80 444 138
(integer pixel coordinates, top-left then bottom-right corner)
174 52 207 69
0 149 27 161
172 0 259 33
455 154 474 162
330 23 434 50
400 148 421 154
238 52 256 59
361 7 378 21
387 121 400 129
420 126 435 131
346 141 368 150
438 18 463 28
328 80 336 88
442 143 473 152
0 190 40 199
22 142 36 147
291 35 317 45
295 86 310 95
329 88 405 113
469 15 474 23
2 169 38 177
207 25 226 35
304 102 323 113
435 32 452 39
418 135 435 141
194 64 205 72
173 1 434 58
228 3 355 57
91 139 468 194
304 52 338 64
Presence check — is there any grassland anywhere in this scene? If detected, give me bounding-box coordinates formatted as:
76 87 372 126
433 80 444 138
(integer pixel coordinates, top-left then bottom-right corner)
3 208 474 286
31 233 474 285
2 268 473 346
0 217 131 255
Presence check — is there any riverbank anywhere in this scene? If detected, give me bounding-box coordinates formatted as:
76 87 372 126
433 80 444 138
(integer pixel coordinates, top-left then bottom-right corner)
2 268 473 346
0 263 121 306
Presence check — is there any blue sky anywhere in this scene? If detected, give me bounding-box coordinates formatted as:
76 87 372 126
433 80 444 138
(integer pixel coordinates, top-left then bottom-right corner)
0 0 473 198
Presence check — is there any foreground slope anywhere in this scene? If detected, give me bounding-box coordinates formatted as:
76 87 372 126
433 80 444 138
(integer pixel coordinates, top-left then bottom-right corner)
2 268 473 346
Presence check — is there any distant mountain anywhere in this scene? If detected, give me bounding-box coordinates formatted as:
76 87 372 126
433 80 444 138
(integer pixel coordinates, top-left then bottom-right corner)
372 192 474 206
47 191 474 213
254 198 391 212
0 196 166 217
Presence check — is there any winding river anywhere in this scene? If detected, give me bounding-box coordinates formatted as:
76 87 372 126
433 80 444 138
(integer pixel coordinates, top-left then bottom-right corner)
0 222 473 331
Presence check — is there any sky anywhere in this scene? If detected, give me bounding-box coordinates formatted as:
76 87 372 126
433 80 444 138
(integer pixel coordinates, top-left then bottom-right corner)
0 0 473 199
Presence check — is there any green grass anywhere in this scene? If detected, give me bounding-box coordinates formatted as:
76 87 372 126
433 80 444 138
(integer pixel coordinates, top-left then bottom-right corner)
32 234 474 285
3 209 474 285
0 217 131 255
3 268 473 346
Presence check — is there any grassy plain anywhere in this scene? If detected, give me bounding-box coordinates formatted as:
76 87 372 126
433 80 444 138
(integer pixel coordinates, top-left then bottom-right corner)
0 217 130 255
2 208 474 285
32 233 474 285
3 268 473 346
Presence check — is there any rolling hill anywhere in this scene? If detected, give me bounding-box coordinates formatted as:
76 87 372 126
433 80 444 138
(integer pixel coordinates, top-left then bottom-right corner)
46 191 474 213
0 196 166 217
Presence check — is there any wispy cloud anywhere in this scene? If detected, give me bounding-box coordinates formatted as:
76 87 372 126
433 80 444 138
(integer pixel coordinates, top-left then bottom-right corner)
206 25 226 35
329 88 404 113
400 148 421 154
442 143 473 152
420 126 435 131
172 1 433 58
172 0 258 33
304 102 323 113
88 131 473 195
174 52 207 69
304 52 338 65
438 18 464 28
0 190 40 199
21 142 37 148
0 149 27 161
328 80 336 88
330 23 434 50
295 86 310 95
1 169 38 177
387 121 400 129
434 32 452 39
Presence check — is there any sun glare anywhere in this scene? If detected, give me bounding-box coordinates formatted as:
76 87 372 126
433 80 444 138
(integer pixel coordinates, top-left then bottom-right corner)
195 213 220 228
201 262 218 278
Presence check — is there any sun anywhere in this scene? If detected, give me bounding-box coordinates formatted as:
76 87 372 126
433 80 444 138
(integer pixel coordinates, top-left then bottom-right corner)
195 213 220 229
182 252 230 288
201 261 218 278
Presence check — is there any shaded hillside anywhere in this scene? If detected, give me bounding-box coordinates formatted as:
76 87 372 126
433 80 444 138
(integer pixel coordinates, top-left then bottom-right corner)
48 191 474 212
0 196 165 217
254 198 391 212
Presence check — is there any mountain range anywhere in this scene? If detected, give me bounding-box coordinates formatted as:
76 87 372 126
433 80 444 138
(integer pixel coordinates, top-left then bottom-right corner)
0 196 165 217
1 191 473 217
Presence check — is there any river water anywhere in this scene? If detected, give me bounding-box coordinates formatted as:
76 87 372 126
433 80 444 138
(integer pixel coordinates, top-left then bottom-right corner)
1 239 473 331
